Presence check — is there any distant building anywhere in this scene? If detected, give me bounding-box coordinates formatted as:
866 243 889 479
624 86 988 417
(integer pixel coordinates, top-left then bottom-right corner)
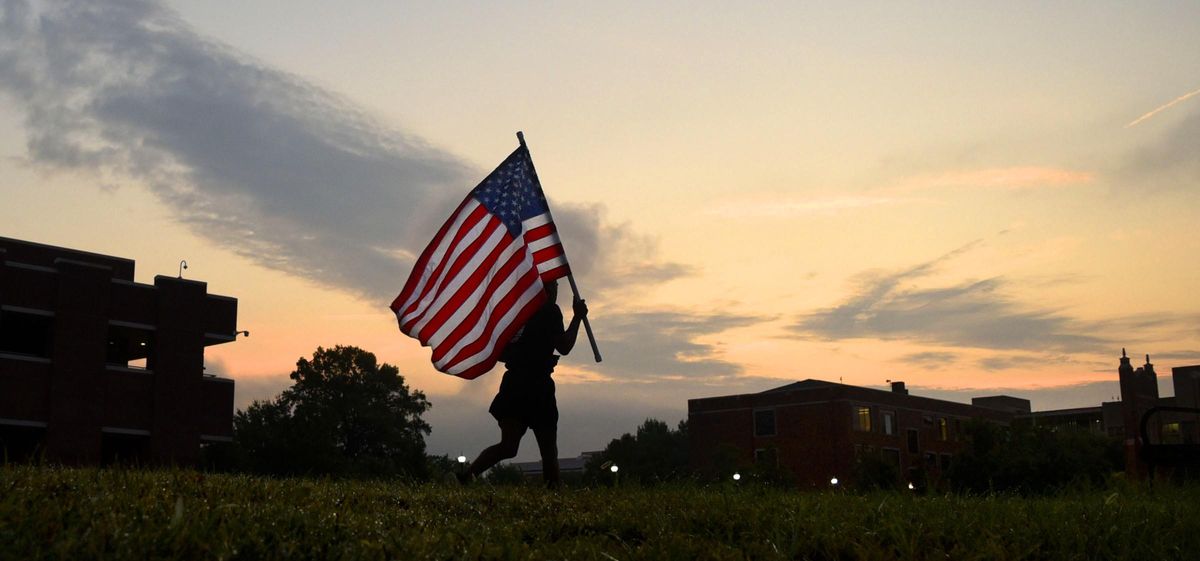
1114 351 1200 476
688 380 1013 487
510 451 601 480
688 353 1200 486
0 237 240 465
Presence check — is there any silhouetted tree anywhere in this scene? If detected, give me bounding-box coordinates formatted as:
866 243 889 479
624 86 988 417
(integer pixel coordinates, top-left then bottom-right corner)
947 418 1122 494
586 418 689 484
233 345 431 478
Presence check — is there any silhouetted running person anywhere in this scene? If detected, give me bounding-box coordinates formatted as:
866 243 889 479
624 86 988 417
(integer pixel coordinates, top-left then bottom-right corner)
463 279 587 488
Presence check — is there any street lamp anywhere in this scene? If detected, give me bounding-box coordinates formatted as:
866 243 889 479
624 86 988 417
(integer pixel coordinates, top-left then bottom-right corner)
732 473 741 481
830 477 839 486
610 464 619 473
457 455 467 464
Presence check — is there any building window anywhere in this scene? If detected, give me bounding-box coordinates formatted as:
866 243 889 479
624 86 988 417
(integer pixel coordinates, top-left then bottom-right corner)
940 454 952 472
0 307 54 359
854 406 872 432
907 428 919 454
924 452 937 469
938 418 949 441
754 409 776 437
106 323 155 370
882 411 895 436
1163 422 1182 445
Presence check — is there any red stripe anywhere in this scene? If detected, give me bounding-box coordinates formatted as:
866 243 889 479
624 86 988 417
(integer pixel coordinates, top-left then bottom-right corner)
396 207 486 329
439 267 541 373
420 216 504 322
429 246 529 364
539 264 570 283
523 223 556 243
453 291 542 380
416 223 516 343
397 205 490 329
390 198 471 312
532 245 564 266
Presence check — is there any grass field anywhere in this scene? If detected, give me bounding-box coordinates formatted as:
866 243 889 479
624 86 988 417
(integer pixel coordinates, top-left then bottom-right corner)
2 466 1197 560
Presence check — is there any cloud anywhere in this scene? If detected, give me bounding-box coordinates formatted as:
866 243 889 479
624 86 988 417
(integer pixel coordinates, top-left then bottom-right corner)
898 351 959 369
580 310 768 380
0 0 688 302
1150 350 1200 364
977 353 1065 371
893 166 1094 192
706 196 907 218
789 242 1109 353
1120 108 1200 191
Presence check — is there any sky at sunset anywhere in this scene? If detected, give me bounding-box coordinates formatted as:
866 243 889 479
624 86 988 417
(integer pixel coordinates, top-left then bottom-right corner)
2 0 1198 461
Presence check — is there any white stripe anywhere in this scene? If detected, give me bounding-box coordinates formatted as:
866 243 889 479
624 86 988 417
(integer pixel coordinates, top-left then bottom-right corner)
408 223 508 337
422 234 525 349
396 200 481 318
432 258 538 371
521 213 552 230
444 279 544 375
400 205 492 328
526 231 562 253
536 255 568 273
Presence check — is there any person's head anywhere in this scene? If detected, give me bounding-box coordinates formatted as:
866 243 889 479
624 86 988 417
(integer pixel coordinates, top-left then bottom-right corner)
545 279 559 304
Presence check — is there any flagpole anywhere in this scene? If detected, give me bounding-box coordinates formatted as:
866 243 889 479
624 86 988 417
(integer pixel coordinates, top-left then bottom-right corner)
517 131 602 363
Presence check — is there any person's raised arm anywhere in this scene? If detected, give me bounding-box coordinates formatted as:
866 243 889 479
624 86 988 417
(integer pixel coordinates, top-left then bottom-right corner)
555 297 588 355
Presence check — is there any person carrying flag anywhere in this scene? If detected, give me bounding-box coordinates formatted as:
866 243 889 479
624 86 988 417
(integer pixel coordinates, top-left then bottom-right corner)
391 132 600 486
459 279 586 487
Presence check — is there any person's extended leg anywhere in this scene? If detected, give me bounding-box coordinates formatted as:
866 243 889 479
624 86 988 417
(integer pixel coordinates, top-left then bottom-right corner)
466 418 526 479
532 424 560 488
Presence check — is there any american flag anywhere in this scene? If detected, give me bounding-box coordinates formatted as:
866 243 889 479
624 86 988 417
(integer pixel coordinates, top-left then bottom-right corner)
390 145 570 379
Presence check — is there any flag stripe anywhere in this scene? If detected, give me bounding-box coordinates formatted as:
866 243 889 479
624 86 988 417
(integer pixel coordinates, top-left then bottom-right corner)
395 200 485 323
434 265 541 371
399 205 491 329
442 277 544 376
410 220 508 339
390 198 473 312
424 233 526 350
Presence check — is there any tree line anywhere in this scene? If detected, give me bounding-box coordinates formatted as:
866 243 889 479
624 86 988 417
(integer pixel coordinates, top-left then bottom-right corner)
213 346 1126 493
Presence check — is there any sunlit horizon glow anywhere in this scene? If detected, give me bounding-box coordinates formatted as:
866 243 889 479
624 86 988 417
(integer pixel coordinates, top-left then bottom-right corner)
1 0 1198 461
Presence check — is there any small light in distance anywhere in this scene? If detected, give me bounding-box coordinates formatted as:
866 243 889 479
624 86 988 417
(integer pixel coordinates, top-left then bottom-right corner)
457 455 467 464
830 477 839 486
610 464 619 473
907 482 915 490
732 473 741 481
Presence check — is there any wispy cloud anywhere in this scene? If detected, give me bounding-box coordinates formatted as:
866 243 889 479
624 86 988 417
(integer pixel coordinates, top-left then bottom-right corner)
706 196 906 218
1126 87 1200 128
893 166 1094 193
789 242 1109 353
581 310 768 380
898 351 960 369
0 0 688 302
977 353 1066 372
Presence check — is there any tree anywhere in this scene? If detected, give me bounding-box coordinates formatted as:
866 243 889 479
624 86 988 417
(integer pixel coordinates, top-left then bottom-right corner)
586 419 690 484
233 345 431 478
947 418 1122 494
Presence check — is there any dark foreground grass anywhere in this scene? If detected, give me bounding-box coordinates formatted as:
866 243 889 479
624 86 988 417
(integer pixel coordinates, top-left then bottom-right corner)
2 466 1197 560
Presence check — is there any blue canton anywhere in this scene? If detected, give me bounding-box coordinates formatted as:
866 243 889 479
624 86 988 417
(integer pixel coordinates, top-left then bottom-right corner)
470 147 551 237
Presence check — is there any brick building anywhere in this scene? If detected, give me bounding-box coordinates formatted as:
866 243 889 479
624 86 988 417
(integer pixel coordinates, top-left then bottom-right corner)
688 380 1014 487
0 237 239 465
689 353 1200 486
